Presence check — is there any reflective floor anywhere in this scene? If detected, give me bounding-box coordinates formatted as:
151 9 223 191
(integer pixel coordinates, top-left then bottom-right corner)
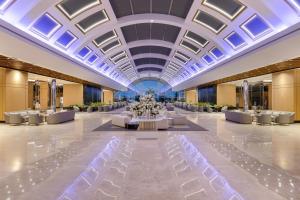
0 108 299 200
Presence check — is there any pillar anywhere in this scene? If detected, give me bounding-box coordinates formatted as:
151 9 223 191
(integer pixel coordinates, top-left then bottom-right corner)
51 79 56 112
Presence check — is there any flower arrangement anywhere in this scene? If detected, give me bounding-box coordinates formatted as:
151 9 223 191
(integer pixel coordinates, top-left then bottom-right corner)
130 94 161 118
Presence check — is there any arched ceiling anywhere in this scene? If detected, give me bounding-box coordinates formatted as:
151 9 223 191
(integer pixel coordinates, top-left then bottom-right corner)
0 0 300 89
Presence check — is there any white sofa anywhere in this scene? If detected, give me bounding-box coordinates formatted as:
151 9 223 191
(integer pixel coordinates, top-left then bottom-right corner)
112 115 131 128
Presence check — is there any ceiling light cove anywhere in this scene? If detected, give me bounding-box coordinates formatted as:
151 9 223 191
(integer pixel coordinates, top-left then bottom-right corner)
57 0 101 19
202 0 246 20
93 30 117 47
0 0 14 13
193 10 227 34
76 10 109 33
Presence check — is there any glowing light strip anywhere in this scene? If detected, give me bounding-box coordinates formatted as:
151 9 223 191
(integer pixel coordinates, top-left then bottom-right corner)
180 41 201 54
202 0 246 20
76 10 109 34
224 31 247 50
240 14 272 40
173 55 188 64
286 0 300 12
0 0 14 13
193 10 227 34
93 30 117 47
175 51 191 60
184 31 209 48
30 13 62 39
57 0 101 19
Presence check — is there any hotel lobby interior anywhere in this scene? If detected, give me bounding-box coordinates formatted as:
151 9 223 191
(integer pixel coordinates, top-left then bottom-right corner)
1 0 300 200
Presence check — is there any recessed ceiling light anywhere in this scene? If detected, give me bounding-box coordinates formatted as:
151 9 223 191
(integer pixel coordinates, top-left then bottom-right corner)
209 47 224 60
202 54 214 64
55 31 77 49
77 46 92 59
224 31 247 49
241 14 272 40
31 13 61 39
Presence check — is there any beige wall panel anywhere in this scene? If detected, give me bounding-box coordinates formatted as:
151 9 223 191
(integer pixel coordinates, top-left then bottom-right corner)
295 69 300 120
0 69 28 120
272 70 295 112
103 90 114 104
63 84 83 106
217 84 236 106
186 89 197 104
0 68 5 121
40 82 49 110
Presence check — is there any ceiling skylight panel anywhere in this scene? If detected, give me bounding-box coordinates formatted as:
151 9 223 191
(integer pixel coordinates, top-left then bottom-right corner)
241 15 272 39
202 54 214 64
77 46 92 59
87 54 99 64
209 47 224 59
184 31 209 47
224 31 246 49
31 13 61 38
55 31 77 49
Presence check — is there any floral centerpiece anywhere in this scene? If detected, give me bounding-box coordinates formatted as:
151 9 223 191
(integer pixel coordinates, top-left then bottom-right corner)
130 94 161 118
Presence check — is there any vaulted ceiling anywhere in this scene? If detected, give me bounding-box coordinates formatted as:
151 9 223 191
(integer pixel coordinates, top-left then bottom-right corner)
0 0 300 89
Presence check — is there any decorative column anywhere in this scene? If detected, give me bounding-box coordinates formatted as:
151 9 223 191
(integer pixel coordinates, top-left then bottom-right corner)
51 79 56 112
242 80 249 112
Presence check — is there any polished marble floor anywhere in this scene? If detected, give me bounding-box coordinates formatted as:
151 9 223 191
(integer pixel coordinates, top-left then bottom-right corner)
0 109 299 200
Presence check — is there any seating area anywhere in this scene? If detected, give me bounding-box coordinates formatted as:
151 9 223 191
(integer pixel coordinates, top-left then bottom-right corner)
225 110 295 125
4 110 75 125
111 109 188 130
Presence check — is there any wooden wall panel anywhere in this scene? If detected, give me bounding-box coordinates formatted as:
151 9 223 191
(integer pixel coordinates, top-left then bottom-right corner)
103 90 114 104
0 69 28 120
272 70 295 112
217 84 236 106
63 84 83 106
39 82 49 110
295 69 300 120
185 89 197 104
